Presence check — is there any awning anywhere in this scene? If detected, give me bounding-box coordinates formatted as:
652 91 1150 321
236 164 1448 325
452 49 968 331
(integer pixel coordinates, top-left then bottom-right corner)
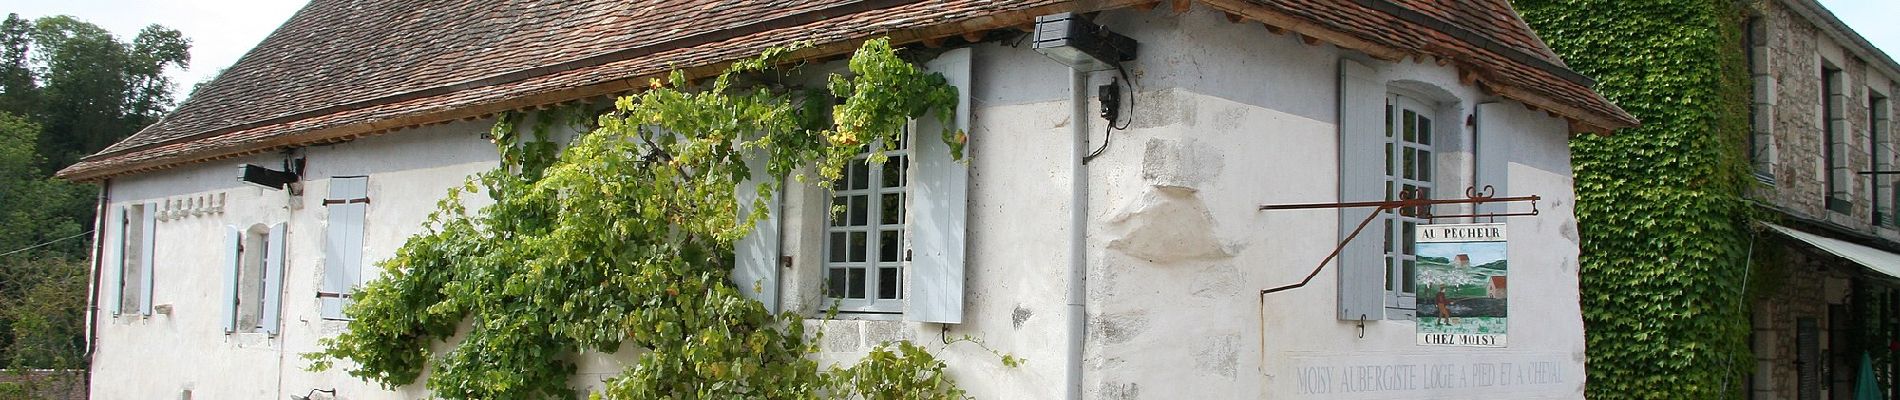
1764 223 1900 280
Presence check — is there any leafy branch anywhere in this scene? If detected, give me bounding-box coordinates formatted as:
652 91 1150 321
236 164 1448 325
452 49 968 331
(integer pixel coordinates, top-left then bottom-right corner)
307 38 979 399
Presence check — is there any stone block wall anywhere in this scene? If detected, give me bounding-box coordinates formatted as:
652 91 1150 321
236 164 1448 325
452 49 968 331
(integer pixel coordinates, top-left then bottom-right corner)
1750 248 1855 400
1749 0 1900 235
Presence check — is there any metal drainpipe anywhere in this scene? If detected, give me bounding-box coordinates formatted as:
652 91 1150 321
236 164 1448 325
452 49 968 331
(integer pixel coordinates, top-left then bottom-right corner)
84 179 110 383
1065 67 1090 400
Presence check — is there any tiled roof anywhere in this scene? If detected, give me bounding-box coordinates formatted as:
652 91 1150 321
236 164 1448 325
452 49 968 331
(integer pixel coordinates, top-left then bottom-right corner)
59 0 1636 181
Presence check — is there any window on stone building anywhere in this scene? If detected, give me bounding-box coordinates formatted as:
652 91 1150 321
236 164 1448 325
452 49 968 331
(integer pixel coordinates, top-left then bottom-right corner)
1824 66 1850 214
1875 93 1894 226
825 128 910 314
1382 92 1437 317
1746 17 1775 182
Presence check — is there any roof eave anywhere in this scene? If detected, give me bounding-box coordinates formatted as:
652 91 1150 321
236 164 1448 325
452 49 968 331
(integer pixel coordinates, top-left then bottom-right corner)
58 0 1638 182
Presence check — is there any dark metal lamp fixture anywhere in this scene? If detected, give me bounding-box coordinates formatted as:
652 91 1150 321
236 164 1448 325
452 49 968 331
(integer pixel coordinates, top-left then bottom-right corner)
1032 13 1138 71
238 163 299 190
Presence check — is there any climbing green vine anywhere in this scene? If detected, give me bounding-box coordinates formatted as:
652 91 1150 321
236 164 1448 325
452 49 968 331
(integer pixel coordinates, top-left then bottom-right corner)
1513 0 1755 398
307 38 975 399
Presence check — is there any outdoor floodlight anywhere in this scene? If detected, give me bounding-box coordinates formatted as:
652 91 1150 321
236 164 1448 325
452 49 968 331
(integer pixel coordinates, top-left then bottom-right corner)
238 164 299 190
1032 13 1139 71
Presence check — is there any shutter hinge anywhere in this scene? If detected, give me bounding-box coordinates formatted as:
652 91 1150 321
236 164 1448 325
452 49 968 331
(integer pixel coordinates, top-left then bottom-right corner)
322 198 370 206
316 291 353 299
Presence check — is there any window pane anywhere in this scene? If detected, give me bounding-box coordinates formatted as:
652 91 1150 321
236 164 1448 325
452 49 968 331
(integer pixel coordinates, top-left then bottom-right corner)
1418 116 1433 145
1385 257 1396 290
850 195 868 226
827 268 848 298
879 267 900 299
1402 222 1417 255
1384 143 1394 177
829 232 847 262
851 161 870 190
881 193 903 225
1402 260 1416 293
1403 147 1416 180
1403 110 1417 142
879 230 901 262
1386 103 1394 138
830 197 847 226
1419 150 1432 181
883 155 907 188
848 268 867 299
1383 219 1394 253
849 231 867 263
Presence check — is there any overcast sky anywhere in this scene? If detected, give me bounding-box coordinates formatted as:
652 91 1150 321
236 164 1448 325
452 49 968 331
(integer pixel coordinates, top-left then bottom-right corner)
5 0 1900 102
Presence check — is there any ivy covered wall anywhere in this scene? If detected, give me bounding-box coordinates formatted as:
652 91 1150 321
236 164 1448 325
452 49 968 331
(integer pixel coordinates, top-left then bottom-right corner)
1512 0 1757 398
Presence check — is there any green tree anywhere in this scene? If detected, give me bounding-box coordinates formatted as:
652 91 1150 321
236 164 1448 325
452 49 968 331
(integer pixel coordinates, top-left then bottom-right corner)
0 13 189 373
0 113 91 370
1513 0 1755 398
0 13 189 171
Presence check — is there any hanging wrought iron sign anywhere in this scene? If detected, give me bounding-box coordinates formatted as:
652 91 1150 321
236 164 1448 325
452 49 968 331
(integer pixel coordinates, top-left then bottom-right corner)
1415 222 1508 347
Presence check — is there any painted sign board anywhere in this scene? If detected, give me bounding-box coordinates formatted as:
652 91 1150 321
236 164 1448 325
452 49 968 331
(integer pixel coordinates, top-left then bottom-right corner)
1415 223 1507 347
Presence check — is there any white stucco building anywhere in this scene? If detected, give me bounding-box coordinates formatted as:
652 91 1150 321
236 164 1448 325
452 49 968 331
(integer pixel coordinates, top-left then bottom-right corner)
59 1 1636 398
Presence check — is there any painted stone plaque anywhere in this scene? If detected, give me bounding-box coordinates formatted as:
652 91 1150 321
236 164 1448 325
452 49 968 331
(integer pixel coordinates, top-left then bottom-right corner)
1415 222 1507 347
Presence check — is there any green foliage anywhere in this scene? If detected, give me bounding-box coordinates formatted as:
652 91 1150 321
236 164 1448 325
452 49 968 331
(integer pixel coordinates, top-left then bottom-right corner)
310 38 978 399
0 112 92 370
0 257 87 370
0 12 189 371
1513 0 1756 398
0 13 190 171
0 113 88 257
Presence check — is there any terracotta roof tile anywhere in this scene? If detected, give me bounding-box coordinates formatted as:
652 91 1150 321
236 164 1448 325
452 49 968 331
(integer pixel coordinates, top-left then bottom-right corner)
60 0 1635 180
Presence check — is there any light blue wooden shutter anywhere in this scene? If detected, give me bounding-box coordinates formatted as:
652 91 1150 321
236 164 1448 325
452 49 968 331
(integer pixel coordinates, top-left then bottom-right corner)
322 177 368 319
906 47 971 324
732 147 782 313
1336 59 1387 321
222 226 241 334
139 201 157 316
109 206 125 316
1474 103 1512 215
262 223 286 335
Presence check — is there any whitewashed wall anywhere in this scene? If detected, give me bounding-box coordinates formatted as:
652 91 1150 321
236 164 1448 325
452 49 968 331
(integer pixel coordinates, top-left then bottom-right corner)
90 120 502 399
88 7 1587 399
1076 8 1585 399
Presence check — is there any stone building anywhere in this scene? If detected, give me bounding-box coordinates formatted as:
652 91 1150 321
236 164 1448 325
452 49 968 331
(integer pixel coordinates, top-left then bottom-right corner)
1741 0 1900 398
58 0 1634 398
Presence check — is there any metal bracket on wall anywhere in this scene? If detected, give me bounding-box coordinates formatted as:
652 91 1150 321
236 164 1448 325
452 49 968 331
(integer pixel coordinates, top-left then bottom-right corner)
1254 185 1540 297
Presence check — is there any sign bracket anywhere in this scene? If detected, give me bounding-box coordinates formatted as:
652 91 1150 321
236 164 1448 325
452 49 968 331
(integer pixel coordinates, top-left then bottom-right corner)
1255 186 1539 297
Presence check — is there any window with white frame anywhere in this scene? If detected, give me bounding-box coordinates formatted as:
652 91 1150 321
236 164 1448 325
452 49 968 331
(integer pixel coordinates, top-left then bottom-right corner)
222 222 284 335
116 203 155 316
234 225 269 331
825 129 909 314
1383 93 1436 317
733 47 969 324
